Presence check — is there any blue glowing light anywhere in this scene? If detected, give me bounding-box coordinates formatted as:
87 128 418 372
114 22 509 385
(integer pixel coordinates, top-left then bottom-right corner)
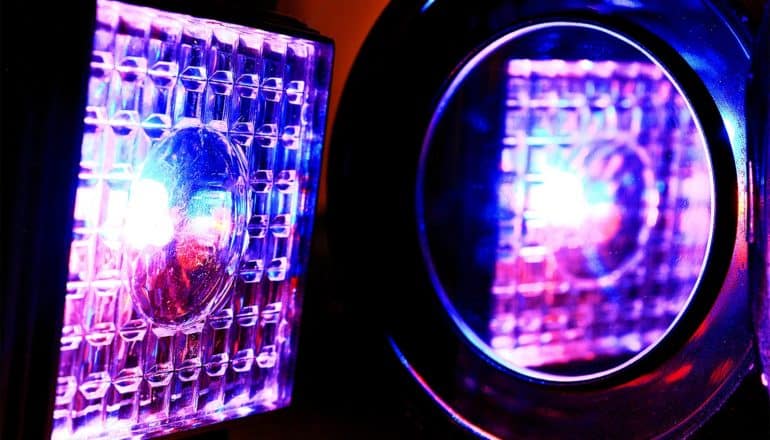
421 0 437 13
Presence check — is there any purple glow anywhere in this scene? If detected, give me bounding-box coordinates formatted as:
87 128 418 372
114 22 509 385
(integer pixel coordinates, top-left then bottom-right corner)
489 58 712 370
52 1 332 438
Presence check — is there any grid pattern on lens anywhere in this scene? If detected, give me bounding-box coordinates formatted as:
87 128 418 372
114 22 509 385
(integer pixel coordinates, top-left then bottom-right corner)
489 59 711 369
53 1 331 438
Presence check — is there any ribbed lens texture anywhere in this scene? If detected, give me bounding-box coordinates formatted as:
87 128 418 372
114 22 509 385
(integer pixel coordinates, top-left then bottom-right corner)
491 59 712 370
52 1 332 438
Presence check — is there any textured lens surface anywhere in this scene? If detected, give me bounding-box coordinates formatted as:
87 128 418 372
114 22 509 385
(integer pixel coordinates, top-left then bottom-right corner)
419 24 713 380
53 0 332 438
125 126 247 329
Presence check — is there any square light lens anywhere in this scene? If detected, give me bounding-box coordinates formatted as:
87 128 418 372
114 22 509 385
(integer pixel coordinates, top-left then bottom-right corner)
51 1 332 438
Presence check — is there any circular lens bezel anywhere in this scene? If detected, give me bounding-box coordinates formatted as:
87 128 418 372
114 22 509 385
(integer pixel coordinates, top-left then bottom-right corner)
416 20 717 384
328 0 748 435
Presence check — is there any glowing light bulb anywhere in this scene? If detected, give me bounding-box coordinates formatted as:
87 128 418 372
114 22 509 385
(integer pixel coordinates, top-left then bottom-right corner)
534 170 589 228
125 125 248 329
124 179 174 248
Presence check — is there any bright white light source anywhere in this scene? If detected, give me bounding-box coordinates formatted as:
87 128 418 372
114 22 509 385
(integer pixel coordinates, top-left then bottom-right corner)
124 179 173 248
531 170 589 228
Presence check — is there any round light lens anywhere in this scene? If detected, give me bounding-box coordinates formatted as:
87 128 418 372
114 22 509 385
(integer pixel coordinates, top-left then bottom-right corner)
418 23 714 381
125 125 248 329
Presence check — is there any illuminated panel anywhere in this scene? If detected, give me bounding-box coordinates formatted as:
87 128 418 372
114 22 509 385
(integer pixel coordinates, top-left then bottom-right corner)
52 1 332 438
489 59 711 368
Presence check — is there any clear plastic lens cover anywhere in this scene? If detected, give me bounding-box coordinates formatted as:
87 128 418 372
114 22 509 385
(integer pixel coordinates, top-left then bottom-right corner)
53 0 332 438
418 23 714 381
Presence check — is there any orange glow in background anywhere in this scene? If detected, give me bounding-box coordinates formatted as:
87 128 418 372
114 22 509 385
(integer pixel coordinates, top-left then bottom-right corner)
276 0 390 213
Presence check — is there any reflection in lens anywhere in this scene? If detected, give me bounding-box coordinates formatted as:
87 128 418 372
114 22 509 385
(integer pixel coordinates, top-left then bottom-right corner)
419 24 713 380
